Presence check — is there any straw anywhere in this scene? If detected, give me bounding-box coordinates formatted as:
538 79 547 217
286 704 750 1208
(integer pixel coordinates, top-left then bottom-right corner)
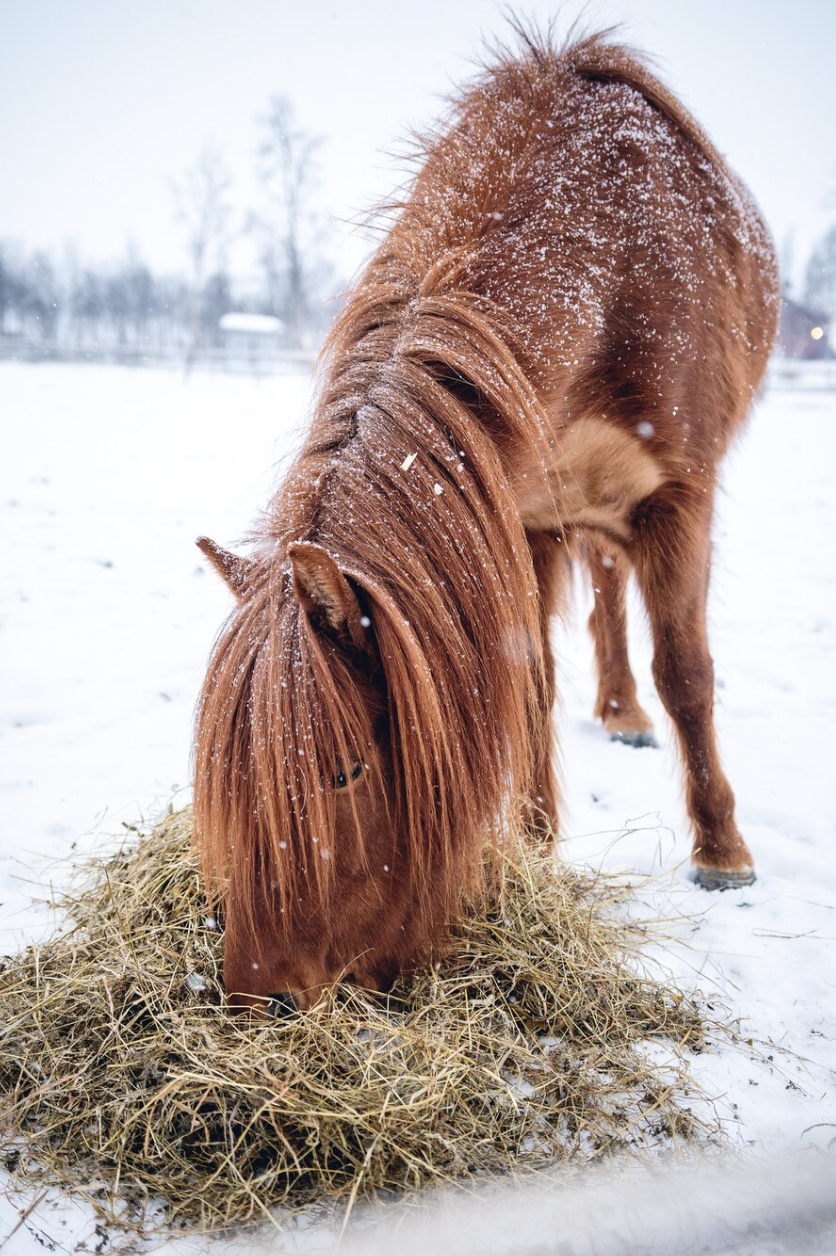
0 808 712 1237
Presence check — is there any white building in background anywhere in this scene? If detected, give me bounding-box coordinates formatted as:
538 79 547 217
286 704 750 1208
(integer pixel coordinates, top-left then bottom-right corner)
219 312 283 372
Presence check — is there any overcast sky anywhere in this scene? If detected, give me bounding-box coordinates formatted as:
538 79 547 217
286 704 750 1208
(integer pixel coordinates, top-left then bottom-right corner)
1 0 833 290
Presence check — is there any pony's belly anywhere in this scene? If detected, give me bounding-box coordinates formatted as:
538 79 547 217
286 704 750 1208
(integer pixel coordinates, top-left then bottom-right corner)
516 416 665 539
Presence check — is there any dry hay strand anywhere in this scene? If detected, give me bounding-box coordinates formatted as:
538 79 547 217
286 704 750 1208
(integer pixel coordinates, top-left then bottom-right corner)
0 808 713 1237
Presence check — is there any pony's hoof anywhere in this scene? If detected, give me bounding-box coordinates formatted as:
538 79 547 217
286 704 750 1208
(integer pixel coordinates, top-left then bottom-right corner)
609 729 658 749
691 865 756 891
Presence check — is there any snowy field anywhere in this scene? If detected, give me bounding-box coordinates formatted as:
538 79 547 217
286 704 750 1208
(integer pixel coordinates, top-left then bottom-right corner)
1 361 834 1253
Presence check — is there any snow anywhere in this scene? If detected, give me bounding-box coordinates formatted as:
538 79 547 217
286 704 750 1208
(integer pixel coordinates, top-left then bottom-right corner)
1 361 835 1253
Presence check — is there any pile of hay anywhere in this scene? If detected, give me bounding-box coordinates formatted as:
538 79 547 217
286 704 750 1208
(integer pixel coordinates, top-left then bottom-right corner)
0 809 711 1236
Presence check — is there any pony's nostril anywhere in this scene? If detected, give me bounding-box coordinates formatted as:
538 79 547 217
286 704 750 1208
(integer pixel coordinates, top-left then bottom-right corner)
268 992 297 1016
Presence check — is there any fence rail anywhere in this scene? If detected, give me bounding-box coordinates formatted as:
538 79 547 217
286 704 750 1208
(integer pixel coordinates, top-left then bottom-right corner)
0 338 317 373
768 356 836 391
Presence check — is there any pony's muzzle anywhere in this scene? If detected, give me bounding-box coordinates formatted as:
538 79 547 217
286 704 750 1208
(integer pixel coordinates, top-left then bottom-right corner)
225 989 300 1017
268 992 297 1016
225 984 332 1015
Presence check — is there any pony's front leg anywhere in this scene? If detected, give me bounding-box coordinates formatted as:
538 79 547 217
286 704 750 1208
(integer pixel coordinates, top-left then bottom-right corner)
526 531 564 839
632 493 755 888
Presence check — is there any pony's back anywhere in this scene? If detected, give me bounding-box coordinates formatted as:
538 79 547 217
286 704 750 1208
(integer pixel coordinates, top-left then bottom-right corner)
346 27 777 466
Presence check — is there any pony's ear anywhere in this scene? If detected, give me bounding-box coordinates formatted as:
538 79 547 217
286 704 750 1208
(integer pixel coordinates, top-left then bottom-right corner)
196 536 254 601
288 541 372 653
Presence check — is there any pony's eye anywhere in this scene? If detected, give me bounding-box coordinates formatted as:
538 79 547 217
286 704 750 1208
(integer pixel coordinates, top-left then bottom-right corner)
334 762 364 790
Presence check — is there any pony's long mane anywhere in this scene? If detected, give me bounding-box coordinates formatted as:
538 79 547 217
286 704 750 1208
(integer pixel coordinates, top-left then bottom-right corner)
194 273 553 946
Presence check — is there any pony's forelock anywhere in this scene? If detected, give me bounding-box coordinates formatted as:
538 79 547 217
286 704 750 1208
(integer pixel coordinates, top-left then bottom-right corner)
194 577 380 940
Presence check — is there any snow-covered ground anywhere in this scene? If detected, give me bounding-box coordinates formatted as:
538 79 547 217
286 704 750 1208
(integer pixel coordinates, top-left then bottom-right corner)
1 361 834 1253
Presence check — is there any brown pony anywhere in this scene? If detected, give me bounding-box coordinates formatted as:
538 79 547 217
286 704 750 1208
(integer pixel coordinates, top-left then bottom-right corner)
194 25 778 1011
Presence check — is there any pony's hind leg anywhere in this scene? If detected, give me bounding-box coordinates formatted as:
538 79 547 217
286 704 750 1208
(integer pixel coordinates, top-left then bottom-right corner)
632 493 755 888
585 541 656 748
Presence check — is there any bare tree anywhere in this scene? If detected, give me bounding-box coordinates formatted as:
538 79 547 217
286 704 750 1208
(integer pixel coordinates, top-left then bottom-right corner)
104 252 155 347
0 242 27 335
803 224 836 322
253 96 327 347
173 145 233 363
21 250 60 341
779 230 795 298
